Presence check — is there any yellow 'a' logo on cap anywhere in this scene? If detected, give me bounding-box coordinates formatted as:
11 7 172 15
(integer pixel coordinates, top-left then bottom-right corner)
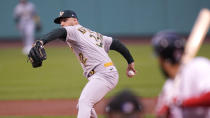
59 12 64 16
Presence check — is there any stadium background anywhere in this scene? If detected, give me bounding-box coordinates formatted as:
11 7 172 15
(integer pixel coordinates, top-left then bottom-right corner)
0 0 210 118
1 0 210 38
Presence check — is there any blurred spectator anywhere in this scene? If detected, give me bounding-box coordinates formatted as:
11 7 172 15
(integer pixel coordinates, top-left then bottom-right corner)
105 89 143 118
14 0 41 55
152 31 210 118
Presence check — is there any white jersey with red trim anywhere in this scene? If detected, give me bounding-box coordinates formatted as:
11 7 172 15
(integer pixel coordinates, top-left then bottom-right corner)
156 79 182 118
177 57 210 118
64 24 117 78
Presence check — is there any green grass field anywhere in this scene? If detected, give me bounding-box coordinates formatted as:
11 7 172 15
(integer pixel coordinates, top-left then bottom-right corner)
0 44 163 100
1 44 210 99
0 43 209 118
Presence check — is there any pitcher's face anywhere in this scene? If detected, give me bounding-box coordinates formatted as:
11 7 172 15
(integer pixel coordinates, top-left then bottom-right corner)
60 18 78 27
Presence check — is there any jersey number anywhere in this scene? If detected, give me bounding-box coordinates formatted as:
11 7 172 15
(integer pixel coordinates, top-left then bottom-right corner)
79 53 87 66
78 27 103 47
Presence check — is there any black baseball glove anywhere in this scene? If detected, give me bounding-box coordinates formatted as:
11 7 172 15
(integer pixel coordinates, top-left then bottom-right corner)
28 40 47 68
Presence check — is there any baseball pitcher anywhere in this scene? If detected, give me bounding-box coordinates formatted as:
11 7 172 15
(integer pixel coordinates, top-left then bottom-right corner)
28 10 136 118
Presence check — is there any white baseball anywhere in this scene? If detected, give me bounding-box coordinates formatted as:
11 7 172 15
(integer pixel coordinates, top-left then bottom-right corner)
128 70 135 76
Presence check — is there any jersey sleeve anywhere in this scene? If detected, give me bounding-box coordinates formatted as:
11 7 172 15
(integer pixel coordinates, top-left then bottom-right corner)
40 28 67 45
64 26 77 42
103 35 113 53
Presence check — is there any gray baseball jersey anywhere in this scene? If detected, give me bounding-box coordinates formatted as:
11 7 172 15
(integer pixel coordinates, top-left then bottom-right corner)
64 24 116 78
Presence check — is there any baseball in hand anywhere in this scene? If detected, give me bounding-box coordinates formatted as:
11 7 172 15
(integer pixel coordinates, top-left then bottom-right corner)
128 70 135 76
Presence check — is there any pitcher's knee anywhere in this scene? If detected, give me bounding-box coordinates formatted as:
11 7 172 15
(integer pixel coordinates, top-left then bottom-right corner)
78 98 94 109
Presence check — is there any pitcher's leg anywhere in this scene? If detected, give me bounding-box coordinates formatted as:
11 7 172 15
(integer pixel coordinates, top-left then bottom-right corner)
90 108 97 118
77 77 111 118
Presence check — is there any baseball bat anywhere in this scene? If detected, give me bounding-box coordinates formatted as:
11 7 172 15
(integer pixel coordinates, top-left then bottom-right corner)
172 8 210 100
182 8 210 64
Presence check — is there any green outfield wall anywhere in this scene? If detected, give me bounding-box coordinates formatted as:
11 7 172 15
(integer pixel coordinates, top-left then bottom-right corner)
0 0 209 39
